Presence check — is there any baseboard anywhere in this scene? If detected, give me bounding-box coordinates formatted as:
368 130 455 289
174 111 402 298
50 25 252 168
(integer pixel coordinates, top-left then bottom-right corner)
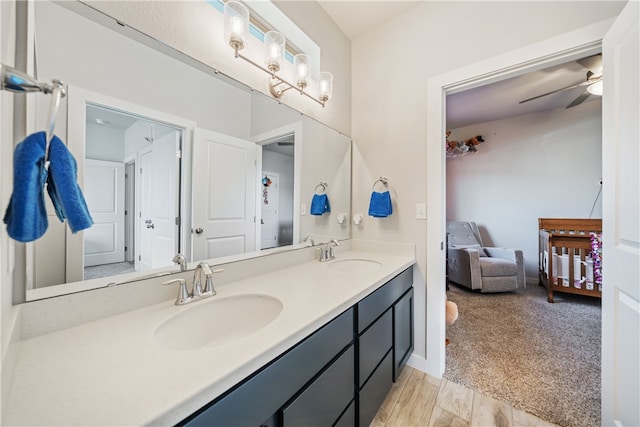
406 352 443 379
526 276 540 287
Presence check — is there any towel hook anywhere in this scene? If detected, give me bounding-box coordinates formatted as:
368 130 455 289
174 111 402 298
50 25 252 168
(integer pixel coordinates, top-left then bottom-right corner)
45 80 65 163
314 182 328 194
372 177 389 191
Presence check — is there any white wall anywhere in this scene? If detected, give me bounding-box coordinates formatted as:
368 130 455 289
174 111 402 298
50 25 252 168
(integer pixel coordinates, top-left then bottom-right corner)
447 101 603 279
86 123 124 162
35 1 252 141
351 1 625 376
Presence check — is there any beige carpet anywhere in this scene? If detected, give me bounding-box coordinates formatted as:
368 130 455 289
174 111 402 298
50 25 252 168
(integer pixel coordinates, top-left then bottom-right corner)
444 282 601 427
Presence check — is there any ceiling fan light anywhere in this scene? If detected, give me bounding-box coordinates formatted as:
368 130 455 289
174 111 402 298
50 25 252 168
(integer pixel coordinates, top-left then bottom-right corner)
587 80 603 96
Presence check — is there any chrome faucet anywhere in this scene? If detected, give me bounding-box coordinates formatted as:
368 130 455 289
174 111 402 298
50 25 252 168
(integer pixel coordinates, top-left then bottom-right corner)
193 261 220 298
172 253 187 272
319 239 340 262
328 239 339 260
162 278 192 305
162 262 223 305
304 236 316 247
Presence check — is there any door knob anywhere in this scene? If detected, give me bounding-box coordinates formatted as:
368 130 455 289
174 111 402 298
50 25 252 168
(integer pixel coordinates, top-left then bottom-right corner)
195 227 204 234
146 223 155 229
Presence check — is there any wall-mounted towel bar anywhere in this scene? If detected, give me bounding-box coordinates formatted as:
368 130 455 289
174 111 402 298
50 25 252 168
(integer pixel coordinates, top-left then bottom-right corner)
372 177 389 191
1 64 66 161
315 182 328 194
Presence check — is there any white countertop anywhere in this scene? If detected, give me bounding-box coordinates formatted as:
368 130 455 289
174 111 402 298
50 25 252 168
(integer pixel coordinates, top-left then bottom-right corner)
4 248 415 426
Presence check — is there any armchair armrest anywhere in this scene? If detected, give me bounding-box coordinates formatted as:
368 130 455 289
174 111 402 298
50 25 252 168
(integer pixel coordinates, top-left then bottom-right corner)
448 247 483 290
483 247 525 288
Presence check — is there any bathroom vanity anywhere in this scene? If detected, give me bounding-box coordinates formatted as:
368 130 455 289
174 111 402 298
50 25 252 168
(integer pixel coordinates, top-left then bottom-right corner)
4 242 415 426
182 267 413 427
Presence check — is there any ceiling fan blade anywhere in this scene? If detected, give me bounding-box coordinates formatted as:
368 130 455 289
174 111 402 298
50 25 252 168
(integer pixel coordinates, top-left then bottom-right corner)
577 54 603 73
519 80 589 104
566 90 591 108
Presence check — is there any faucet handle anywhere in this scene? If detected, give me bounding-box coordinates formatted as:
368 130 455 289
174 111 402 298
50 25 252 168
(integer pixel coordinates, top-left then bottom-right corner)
329 239 339 260
203 268 223 296
162 278 191 305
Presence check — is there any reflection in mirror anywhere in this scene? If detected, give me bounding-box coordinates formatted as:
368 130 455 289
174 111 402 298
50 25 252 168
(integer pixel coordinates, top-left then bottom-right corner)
83 105 183 281
24 0 351 301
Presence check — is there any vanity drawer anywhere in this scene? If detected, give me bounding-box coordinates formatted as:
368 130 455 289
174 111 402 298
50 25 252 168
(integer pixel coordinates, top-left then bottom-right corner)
358 350 393 427
282 345 354 427
182 308 353 426
358 267 412 333
359 309 392 387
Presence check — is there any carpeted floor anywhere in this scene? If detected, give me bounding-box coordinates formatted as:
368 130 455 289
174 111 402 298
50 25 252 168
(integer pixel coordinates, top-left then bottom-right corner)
444 282 601 427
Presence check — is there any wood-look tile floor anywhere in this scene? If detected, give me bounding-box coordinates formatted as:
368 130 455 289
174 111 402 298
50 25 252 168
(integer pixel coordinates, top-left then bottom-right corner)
371 367 560 427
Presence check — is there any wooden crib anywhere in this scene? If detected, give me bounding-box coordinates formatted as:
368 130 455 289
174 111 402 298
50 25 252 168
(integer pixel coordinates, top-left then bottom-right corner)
538 218 602 303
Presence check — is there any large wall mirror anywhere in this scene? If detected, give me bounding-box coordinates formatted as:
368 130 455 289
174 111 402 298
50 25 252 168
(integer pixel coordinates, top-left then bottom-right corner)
23 1 351 301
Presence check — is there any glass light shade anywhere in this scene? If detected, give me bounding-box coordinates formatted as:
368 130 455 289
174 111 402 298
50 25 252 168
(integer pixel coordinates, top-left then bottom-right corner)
587 80 603 96
224 1 249 51
264 31 285 73
294 54 311 90
319 72 333 102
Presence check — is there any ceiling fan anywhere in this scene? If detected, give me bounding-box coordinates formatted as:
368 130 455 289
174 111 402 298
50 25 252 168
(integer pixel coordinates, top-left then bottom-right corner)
519 54 603 108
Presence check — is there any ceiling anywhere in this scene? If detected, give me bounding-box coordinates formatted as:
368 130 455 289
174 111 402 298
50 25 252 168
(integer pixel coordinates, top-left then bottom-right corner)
317 1 603 130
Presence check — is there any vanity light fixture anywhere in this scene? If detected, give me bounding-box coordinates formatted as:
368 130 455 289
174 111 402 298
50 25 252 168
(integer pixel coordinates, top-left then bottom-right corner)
224 1 333 107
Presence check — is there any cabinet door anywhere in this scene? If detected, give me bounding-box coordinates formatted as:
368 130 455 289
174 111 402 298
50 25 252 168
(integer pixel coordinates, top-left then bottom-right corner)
394 288 413 381
282 346 354 426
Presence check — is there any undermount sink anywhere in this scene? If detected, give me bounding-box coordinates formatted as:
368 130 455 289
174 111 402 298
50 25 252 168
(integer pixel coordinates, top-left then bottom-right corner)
153 294 283 351
329 258 382 273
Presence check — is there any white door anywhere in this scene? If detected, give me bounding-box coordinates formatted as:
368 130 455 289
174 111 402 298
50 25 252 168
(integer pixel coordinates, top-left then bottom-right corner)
138 132 180 271
83 159 125 267
601 2 640 426
192 128 257 260
261 172 279 249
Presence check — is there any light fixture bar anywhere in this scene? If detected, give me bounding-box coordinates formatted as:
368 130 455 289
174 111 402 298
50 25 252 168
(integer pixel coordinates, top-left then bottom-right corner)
232 46 327 107
224 1 330 107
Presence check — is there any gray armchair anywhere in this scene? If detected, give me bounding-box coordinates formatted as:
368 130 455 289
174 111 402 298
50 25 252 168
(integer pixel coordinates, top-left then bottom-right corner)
447 221 525 293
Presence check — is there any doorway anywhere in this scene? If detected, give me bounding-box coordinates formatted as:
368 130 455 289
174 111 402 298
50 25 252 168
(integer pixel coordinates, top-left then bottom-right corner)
82 105 183 278
260 134 295 249
424 25 609 376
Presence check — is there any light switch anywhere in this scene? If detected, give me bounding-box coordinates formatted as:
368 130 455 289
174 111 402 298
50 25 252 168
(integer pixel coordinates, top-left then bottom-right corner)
301 203 307 215
416 203 427 220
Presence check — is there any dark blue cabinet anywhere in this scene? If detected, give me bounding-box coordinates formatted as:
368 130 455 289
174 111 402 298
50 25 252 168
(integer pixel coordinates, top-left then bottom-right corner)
179 266 413 427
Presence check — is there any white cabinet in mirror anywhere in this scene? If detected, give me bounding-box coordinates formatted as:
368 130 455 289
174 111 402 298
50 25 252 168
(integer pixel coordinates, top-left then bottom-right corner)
21 0 351 301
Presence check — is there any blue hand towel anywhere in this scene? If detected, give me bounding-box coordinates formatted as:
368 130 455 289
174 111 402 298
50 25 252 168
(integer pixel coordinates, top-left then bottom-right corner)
310 193 330 215
3 132 49 242
368 191 392 218
46 135 93 233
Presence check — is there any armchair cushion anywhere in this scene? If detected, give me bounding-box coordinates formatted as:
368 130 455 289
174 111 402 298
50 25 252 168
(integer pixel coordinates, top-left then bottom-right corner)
479 257 519 277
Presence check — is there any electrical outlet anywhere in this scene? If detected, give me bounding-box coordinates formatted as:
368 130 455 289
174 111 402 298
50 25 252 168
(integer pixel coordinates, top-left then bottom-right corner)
416 203 427 220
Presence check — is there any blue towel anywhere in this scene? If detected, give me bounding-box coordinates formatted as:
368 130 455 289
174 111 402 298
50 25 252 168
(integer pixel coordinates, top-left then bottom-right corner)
3 132 49 242
368 191 392 217
3 132 93 242
310 193 330 215
46 134 93 233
